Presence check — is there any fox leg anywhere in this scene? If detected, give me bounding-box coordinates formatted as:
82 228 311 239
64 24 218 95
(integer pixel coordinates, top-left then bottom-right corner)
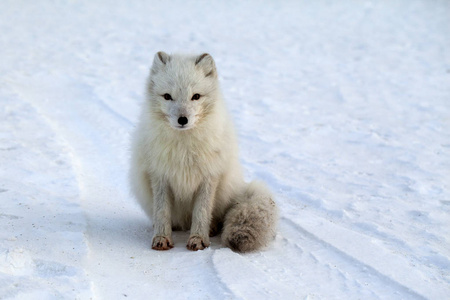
187 179 218 251
151 177 174 250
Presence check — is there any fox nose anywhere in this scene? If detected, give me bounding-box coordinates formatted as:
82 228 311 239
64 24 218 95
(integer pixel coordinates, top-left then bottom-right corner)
178 116 188 126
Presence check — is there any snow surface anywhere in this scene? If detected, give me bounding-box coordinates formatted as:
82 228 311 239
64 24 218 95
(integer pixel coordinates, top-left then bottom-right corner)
1 0 449 299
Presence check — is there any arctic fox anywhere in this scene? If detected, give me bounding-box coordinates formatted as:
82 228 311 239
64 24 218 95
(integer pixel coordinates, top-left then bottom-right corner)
129 52 278 252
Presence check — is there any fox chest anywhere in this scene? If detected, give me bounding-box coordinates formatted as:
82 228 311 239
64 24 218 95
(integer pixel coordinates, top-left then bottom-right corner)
149 139 223 199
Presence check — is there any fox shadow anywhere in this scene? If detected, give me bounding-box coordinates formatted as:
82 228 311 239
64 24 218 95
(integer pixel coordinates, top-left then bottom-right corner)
87 209 224 253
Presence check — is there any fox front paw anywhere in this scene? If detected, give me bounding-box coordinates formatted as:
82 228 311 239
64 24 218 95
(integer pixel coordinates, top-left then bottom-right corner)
186 236 210 251
152 235 174 251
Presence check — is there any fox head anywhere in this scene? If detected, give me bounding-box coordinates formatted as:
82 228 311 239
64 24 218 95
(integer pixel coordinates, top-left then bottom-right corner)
146 52 220 131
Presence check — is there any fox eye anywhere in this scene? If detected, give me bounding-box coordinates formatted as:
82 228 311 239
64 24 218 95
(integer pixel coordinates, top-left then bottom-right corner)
163 93 172 100
191 93 201 100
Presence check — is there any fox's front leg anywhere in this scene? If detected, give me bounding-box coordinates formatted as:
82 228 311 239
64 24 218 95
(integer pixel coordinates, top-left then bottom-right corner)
187 179 218 251
151 177 174 250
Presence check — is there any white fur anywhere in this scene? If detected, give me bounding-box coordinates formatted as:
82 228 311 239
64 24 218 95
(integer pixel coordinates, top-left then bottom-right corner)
129 52 278 252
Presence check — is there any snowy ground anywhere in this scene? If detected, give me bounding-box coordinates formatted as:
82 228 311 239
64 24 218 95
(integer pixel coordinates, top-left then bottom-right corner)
1 0 449 299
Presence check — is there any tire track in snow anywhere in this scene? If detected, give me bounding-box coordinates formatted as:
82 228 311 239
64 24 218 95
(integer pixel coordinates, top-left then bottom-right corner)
280 215 434 299
7 73 145 298
0 90 93 298
250 164 448 298
212 246 302 299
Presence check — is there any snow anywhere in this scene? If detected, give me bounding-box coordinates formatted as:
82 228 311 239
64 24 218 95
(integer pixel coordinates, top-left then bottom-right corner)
1 0 449 299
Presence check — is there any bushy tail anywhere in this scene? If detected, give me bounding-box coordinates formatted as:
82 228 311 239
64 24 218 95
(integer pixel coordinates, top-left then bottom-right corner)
222 181 278 252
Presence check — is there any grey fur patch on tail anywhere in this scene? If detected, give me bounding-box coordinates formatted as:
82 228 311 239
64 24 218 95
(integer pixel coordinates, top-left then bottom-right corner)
222 181 278 252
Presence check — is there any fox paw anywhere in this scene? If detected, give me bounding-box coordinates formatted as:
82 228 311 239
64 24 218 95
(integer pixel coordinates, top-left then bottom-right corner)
152 235 174 251
186 236 210 251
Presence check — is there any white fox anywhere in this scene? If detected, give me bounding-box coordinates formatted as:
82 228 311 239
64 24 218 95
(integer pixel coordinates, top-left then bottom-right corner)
129 52 278 252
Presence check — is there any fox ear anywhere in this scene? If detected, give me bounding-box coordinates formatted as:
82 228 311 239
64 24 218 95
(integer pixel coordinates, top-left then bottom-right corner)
151 51 170 73
195 53 216 78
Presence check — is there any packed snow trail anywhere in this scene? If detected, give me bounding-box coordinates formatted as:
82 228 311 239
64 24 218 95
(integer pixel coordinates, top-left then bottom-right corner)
1 1 449 299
